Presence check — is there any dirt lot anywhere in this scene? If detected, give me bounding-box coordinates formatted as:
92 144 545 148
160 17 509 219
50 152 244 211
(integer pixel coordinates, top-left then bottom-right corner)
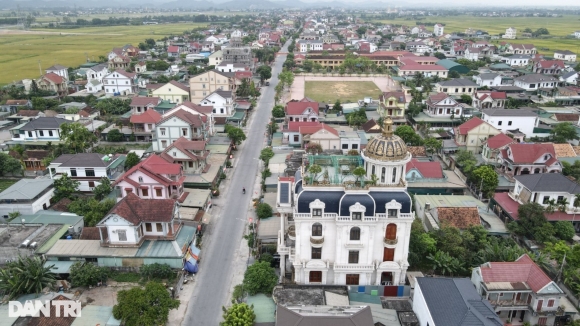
291 75 398 102
76 281 138 307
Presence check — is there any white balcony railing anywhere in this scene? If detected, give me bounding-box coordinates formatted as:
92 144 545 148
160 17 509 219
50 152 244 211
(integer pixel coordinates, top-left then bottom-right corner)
334 264 375 271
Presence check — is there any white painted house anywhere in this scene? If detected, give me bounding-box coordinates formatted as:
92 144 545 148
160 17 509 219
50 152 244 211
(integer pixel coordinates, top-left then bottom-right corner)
152 104 211 152
48 153 125 192
473 73 503 87
46 64 69 81
11 117 68 142
553 50 577 62
0 179 54 218
481 108 538 137
277 119 413 286
514 74 559 92
433 23 444 37
103 70 138 96
503 27 517 39
502 54 530 67
85 63 108 83
200 90 234 117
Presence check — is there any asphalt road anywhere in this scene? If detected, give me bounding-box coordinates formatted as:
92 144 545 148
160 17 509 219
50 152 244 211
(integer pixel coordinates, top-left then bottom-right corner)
182 41 289 325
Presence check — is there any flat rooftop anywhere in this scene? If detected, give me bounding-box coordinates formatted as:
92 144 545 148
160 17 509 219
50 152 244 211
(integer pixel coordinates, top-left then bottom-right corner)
273 285 349 306
0 224 64 264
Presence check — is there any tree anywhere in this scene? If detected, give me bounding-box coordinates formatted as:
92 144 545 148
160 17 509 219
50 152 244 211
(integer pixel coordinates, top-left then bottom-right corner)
60 122 97 153
272 105 285 118
356 26 367 38
125 152 141 170
93 177 112 200
113 282 180 326
225 125 246 145
455 150 478 174
256 203 273 219
346 108 367 127
562 160 580 181
140 263 173 280
459 94 472 105
242 261 278 295
256 65 272 83
352 166 366 185
107 129 125 142
551 122 578 143
259 147 275 163
394 125 424 146
68 198 116 227
308 164 322 183
221 303 255 326
69 262 109 287
0 152 23 176
333 100 342 112
433 52 446 60
305 142 323 154
554 221 575 241
423 137 442 154
470 165 499 197
52 173 80 202
0 256 56 299
448 71 461 78
427 250 460 276
508 202 552 242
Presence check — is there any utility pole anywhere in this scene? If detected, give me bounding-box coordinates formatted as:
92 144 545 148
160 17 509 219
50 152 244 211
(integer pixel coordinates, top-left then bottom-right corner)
37 60 42 77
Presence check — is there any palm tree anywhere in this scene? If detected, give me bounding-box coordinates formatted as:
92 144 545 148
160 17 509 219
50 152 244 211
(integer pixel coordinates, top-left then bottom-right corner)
427 251 458 276
545 199 557 213
0 256 56 299
559 198 569 212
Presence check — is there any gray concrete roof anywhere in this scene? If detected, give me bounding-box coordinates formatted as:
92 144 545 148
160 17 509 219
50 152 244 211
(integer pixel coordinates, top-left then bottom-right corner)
481 108 537 117
51 153 115 168
20 117 68 131
437 78 478 87
515 173 580 194
0 178 54 200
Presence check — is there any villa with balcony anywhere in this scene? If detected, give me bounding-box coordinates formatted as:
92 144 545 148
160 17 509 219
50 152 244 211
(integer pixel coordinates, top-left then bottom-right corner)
276 118 414 286
493 173 580 229
472 254 565 326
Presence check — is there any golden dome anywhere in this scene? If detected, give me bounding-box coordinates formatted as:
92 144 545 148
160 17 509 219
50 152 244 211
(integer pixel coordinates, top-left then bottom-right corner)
363 117 408 161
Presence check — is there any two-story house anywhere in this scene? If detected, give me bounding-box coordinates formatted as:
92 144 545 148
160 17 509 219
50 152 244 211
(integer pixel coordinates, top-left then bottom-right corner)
152 105 211 152
379 91 406 123
216 62 247 73
150 80 190 104
200 90 235 117
108 55 131 71
507 43 537 55
454 117 501 153
436 79 478 96
130 108 162 142
285 101 319 122
282 121 320 147
472 254 564 326
472 91 507 110
11 117 68 142
48 153 125 191
554 50 577 63
95 193 183 247
482 133 515 163
85 63 108 83
426 93 463 117
129 97 162 115
497 143 561 176
481 108 538 138
46 64 69 81
189 70 233 103
502 54 530 67
113 154 185 202
103 70 137 96
514 74 559 92
532 60 565 75
159 137 208 173
37 73 68 97
503 27 517 39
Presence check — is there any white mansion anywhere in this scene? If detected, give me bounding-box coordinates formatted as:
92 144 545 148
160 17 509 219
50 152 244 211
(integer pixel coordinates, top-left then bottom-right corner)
277 118 414 285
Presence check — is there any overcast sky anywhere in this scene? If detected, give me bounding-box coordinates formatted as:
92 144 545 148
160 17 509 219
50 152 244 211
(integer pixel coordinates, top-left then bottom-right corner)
286 0 580 6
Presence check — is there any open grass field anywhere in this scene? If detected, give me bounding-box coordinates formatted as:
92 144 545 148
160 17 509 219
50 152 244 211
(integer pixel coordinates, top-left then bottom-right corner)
0 23 207 86
33 11 251 23
374 14 580 56
304 81 382 103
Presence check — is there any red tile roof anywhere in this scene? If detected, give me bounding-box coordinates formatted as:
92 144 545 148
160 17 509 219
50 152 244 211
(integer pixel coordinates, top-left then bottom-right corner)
168 45 179 53
300 123 338 136
399 64 447 71
160 108 206 127
113 69 136 79
456 117 485 135
235 71 253 80
43 72 64 84
6 100 29 105
108 193 176 224
130 97 162 107
114 154 183 188
286 121 321 132
537 60 565 69
179 101 214 115
427 92 449 104
80 227 101 240
381 91 406 104
130 108 162 124
485 133 514 149
480 254 552 293
504 143 556 164
19 294 76 326
17 110 41 117
406 158 443 178
285 101 319 115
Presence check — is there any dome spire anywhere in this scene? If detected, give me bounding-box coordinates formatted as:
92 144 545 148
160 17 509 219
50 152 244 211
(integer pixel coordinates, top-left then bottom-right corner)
382 116 394 137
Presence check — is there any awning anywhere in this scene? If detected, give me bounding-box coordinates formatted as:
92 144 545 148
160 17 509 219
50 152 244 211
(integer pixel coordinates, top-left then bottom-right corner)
44 261 75 274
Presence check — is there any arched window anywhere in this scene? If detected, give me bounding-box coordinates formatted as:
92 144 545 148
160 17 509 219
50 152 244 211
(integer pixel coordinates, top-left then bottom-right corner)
312 223 322 236
381 167 386 183
385 223 397 240
350 227 361 240
392 168 397 183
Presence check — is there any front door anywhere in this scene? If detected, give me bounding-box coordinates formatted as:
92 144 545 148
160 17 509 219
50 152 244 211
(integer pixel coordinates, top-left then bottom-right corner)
346 274 359 285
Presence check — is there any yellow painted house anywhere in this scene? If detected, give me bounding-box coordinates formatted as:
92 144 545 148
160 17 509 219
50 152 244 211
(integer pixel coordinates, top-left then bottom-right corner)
151 80 190 104
379 91 407 124
455 117 501 154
